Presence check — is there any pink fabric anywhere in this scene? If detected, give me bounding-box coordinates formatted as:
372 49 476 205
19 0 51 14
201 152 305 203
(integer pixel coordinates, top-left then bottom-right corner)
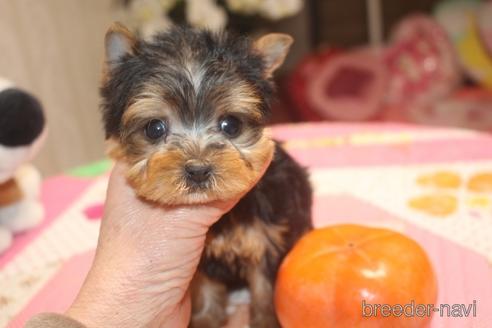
83 203 104 220
271 122 435 140
272 123 492 168
8 251 95 328
11 194 492 327
287 138 492 168
0 176 94 270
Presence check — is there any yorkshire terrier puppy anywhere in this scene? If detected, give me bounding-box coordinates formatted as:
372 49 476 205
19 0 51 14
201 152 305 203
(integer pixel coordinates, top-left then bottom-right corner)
100 22 312 327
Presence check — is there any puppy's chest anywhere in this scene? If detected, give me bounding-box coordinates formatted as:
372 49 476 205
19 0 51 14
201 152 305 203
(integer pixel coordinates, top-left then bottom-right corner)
204 216 287 267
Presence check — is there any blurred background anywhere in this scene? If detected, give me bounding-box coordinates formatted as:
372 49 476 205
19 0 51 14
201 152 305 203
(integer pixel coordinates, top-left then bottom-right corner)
1 0 492 176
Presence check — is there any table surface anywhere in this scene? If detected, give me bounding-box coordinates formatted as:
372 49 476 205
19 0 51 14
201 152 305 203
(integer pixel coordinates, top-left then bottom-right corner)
1 122 492 328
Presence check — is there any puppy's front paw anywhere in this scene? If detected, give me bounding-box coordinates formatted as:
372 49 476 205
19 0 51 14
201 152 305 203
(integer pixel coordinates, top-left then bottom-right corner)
189 313 226 328
190 272 227 328
250 312 280 328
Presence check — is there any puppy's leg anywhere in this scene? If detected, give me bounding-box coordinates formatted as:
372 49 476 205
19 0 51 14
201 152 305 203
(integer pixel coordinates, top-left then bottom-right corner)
248 268 280 328
190 272 227 328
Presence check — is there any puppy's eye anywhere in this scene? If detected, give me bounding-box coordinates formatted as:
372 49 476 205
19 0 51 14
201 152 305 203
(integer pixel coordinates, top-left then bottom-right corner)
145 119 167 140
219 115 242 138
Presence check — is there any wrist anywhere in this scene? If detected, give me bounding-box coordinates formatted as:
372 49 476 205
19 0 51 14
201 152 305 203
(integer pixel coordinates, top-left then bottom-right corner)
67 273 192 328
66 235 202 327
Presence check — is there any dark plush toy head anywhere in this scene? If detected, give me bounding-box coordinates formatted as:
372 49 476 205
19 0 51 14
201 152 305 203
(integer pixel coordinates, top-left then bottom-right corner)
0 80 46 183
101 23 293 204
0 88 44 147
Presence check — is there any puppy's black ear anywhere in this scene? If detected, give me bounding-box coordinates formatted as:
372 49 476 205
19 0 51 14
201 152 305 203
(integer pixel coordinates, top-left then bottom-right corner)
254 33 293 78
102 22 137 83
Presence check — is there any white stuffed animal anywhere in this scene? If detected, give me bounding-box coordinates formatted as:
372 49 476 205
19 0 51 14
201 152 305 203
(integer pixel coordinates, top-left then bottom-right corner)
0 78 46 254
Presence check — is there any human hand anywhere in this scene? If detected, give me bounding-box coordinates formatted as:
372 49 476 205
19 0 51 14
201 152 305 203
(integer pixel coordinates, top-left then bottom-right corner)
66 144 273 328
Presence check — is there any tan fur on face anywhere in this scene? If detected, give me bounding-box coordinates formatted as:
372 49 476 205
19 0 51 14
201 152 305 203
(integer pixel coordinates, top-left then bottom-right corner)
122 133 274 205
105 138 125 160
107 85 274 204
123 97 168 129
212 82 263 121
122 83 174 129
105 55 275 205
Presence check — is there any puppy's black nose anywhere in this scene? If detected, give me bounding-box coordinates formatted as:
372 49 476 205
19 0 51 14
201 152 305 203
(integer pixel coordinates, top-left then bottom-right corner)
185 163 212 183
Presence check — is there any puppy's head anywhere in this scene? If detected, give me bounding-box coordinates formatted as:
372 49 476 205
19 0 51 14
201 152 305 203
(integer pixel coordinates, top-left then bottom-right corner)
101 23 292 205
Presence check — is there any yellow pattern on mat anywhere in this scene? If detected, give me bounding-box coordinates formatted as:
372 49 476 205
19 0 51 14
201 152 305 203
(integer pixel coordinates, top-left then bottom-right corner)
417 171 462 189
408 194 458 217
467 172 492 193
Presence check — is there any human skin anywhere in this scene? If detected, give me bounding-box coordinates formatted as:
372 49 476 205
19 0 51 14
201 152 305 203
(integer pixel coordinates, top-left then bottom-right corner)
66 155 271 327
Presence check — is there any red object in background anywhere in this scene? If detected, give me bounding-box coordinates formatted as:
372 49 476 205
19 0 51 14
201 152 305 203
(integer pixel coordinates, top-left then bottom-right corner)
285 15 463 123
307 49 387 121
275 224 438 328
385 15 461 106
287 48 387 121
286 48 341 121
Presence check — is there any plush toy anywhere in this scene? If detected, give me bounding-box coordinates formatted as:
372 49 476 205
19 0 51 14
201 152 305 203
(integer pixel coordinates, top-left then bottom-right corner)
286 14 461 122
307 48 388 121
287 48 388 121
385 15 461 106
0 78 46 253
